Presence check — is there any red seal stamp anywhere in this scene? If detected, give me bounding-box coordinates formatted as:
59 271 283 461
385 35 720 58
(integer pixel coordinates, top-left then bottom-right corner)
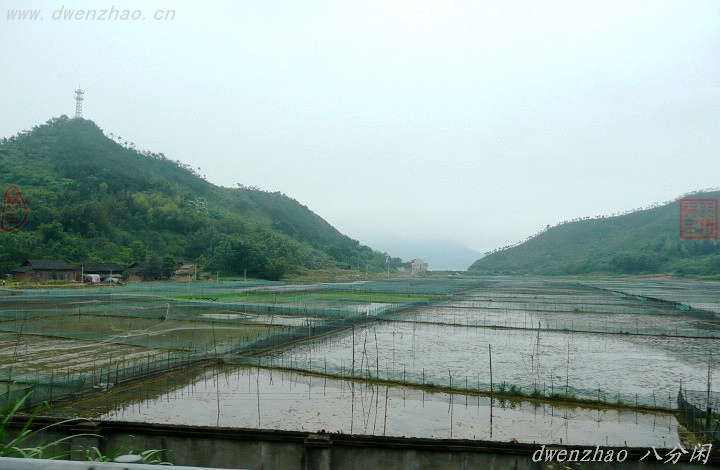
1 185 28 232
679 198 717 239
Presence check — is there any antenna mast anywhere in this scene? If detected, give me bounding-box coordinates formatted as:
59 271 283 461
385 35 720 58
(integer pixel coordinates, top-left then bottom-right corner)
74 88 85 118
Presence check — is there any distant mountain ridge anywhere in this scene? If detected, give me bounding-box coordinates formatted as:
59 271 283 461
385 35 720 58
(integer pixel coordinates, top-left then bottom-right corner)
469 190 720 276
0 116 397 279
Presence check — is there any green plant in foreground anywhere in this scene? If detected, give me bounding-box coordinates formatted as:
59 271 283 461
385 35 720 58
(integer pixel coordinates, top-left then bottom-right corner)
0 390 91 459
2 391 171 464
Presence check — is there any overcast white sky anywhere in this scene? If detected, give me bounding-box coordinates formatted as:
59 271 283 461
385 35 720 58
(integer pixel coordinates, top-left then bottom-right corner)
2 0 719 257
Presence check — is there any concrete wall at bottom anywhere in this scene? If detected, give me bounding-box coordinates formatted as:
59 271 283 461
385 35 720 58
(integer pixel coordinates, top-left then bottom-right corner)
2 417 716 470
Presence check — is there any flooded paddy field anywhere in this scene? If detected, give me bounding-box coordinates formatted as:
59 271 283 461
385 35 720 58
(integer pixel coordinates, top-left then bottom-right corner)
61 365 679 447
0 280 395 378
0 332 161 376
260 320 716 407
253 279 720 408
1 314 285 351
3 277 719 445
584 278 720 314
0 279 411 401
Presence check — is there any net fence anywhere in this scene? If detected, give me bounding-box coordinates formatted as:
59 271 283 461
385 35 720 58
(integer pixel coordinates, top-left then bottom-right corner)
0 279 450 410
678 388 720 443
1 277 718 414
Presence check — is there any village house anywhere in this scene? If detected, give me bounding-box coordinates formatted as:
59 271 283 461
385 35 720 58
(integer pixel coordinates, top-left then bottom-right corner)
125 261 148 282
11 259 78 283
410 259 428 274
82 262 125 283
9 259 199 284
395 258 429 274
174 263 196 282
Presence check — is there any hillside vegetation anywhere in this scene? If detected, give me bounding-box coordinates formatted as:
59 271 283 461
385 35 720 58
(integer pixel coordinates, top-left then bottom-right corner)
0 116 397 279
469 190 720 276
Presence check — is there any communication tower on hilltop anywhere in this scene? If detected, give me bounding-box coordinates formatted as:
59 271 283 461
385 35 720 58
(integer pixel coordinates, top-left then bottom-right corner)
74 88 85 118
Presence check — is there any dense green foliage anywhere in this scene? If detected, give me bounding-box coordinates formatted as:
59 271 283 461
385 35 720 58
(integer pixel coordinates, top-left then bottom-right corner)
469 190 720 276
0 116 397 279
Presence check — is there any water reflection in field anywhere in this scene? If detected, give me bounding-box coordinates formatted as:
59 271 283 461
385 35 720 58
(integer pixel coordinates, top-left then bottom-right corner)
38 278 719 448
93 365 678 447
260 294 720 407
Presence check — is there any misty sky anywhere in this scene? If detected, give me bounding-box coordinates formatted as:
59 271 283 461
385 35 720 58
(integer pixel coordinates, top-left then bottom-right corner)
2 0 719 258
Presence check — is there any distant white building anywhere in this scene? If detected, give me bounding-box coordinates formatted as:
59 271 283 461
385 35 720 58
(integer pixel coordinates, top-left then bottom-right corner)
410 259 428 274
395 258 429 274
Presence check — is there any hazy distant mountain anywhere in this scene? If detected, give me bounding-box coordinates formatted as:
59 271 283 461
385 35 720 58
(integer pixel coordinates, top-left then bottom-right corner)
469 190 720 276
0 116 399 279
365 236 483 271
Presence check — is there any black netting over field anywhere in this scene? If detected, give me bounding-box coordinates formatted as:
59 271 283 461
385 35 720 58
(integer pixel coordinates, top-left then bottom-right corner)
0 279 458 410
2 277 719 415
678 388 720 444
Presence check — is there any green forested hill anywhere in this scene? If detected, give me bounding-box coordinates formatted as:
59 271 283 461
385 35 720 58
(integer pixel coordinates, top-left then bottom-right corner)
0 116 396 279
469 191 720 276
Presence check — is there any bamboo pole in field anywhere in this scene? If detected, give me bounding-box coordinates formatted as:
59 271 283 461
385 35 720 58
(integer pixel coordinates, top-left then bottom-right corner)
488 344 493 396
351 325 355 376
